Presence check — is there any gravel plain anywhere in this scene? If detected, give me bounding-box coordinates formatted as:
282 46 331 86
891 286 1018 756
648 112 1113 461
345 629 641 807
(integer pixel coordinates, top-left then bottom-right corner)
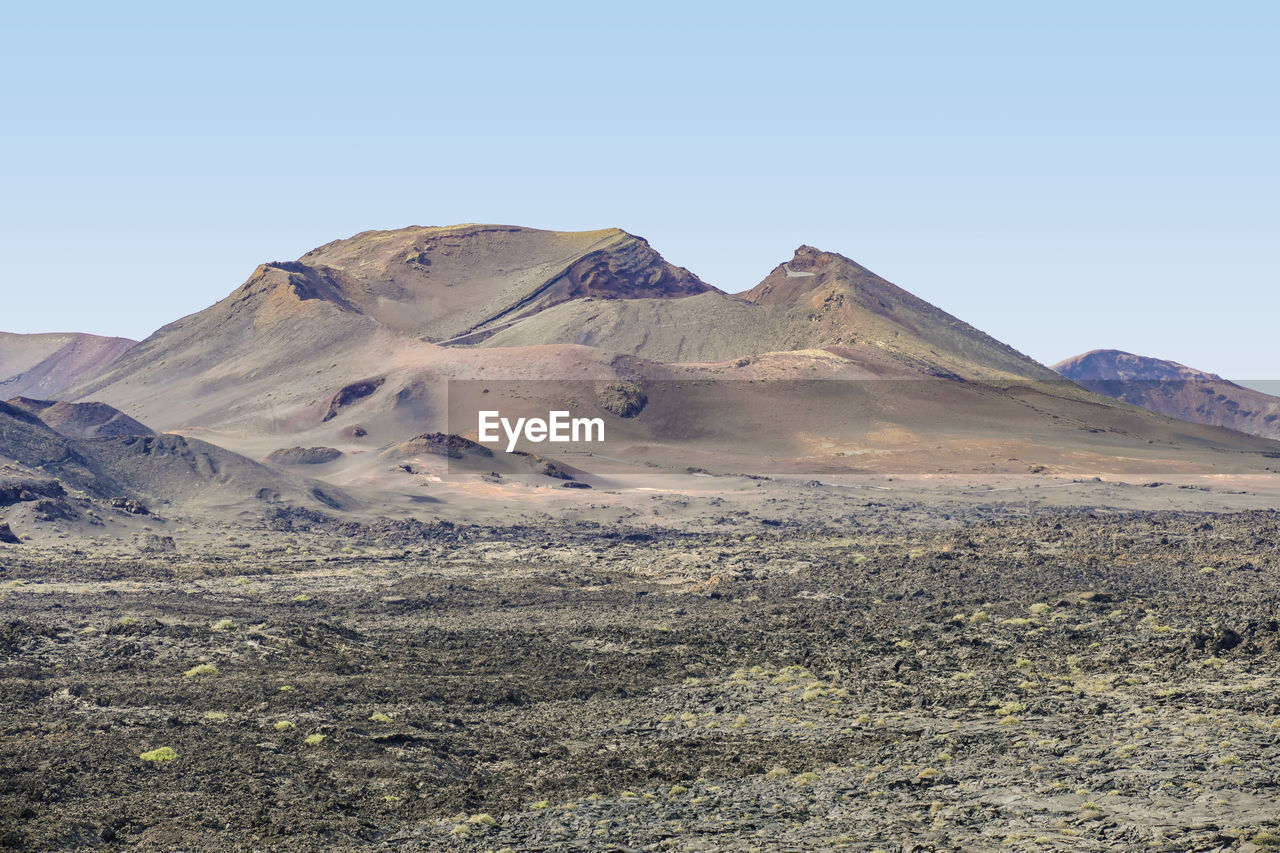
3 502 1280 851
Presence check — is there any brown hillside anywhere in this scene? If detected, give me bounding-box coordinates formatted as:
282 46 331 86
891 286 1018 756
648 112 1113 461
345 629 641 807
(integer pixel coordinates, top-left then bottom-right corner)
6 397 154 439
744 246 1060 381
0 332 136 398
1054 349 1280 440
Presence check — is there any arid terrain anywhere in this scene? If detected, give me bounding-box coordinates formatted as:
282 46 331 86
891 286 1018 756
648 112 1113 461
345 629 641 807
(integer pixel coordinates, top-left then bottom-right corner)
3 224 1280 851
4 482 1280 851
1055 350 1280 442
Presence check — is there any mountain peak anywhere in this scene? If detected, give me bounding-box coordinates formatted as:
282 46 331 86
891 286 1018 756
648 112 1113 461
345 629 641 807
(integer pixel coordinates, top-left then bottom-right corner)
744 247 1056 380
1054 349 1228 384
789 244 869 270
207 224 718 344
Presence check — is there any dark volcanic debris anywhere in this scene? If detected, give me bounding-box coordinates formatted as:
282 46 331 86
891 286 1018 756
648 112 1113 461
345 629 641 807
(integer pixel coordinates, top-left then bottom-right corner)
2 508 1280 850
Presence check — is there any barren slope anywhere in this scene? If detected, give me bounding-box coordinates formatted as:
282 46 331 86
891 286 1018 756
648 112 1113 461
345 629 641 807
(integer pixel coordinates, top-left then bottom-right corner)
294 224 713 342
65 225 712 433
1054 350 1280 440
49 226 1280 495
476 246 1060 380
745 246 1060 381
0 332 136 398
0 401 349 521
6 397 154 439
473 291 791 363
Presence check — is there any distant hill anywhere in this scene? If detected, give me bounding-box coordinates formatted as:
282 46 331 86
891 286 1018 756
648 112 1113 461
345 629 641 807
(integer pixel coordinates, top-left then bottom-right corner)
475 244 1059 380
29 223 1278 494
67 226 1059 437
742 246 1061 380
0 332 135 399
0 400 349 521
63 225 714 433
6 397 154 439
1054 349 1280 440
279 224 713 343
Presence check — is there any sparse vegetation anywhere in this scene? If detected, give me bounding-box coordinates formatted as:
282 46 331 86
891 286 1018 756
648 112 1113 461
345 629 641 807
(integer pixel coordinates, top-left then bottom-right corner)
8 510 1280 850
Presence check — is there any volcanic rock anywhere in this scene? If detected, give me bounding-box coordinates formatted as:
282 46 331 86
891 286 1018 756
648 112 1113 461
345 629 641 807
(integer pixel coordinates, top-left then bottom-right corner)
265 446 343 465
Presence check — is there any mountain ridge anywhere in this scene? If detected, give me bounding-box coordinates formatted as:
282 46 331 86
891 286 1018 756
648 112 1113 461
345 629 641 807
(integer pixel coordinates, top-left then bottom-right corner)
5 397 155 439
9 224 1271 509
0 332 137 399
1054 349 1280 440
743 245 1060 381
63 225 1065 442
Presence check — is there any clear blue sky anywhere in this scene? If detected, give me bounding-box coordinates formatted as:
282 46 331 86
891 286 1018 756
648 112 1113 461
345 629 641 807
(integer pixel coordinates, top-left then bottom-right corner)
4 2 1276 377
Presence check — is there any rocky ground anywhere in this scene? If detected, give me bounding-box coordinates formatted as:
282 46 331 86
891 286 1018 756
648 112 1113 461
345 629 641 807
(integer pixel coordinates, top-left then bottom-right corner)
3 502 1280 851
